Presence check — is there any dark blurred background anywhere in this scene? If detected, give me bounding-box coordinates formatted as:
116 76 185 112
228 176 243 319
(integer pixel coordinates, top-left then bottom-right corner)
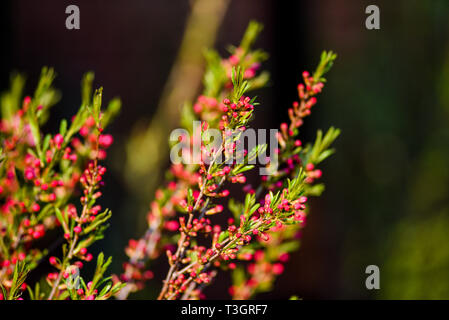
1 0 449 299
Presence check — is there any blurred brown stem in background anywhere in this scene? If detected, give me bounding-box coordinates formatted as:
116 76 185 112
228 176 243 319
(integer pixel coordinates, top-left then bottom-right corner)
123 0 230 207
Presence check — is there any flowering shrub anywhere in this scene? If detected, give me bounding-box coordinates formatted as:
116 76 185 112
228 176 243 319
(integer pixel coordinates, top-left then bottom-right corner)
0 69 122 300
118 22 340 300
0 21 339 301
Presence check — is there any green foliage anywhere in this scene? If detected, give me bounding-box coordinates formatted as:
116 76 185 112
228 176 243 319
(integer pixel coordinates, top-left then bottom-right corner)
0 67 121 300
313 51 337 83
239 21 264 55
203 49 227 97
1 262 29 300
0 73 26 120
306 127 341 165
231 67 251 102
201 21 268 99
381 214 449 299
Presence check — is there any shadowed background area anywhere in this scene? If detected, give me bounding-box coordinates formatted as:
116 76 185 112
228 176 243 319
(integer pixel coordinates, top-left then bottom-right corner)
1 0 449 299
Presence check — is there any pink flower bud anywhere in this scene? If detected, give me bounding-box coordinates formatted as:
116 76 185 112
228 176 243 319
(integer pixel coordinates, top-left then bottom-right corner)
99 134 113 148
279 253 290 263
31 203 40 212
272 263 284 275
54 134 64 148
164 220 180 232
24 168 35 180
280 123 288 132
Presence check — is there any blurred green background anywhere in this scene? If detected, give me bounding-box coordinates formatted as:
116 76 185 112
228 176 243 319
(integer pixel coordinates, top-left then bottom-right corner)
1 0 449 299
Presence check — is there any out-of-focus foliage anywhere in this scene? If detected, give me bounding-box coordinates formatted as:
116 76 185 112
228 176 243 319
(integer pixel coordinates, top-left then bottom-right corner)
380 23 449 299
381 214 449 299
306 0 449 298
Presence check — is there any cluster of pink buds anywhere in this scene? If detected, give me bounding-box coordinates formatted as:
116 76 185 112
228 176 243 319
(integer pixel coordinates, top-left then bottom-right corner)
304 163 322 184
219 96 254 138
222 47 262 82
46 155 109 298
193 96 221 118
230 249 288 299
118 23 338 301
1 69 123 300
156 78 265 299
228 52 338 299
